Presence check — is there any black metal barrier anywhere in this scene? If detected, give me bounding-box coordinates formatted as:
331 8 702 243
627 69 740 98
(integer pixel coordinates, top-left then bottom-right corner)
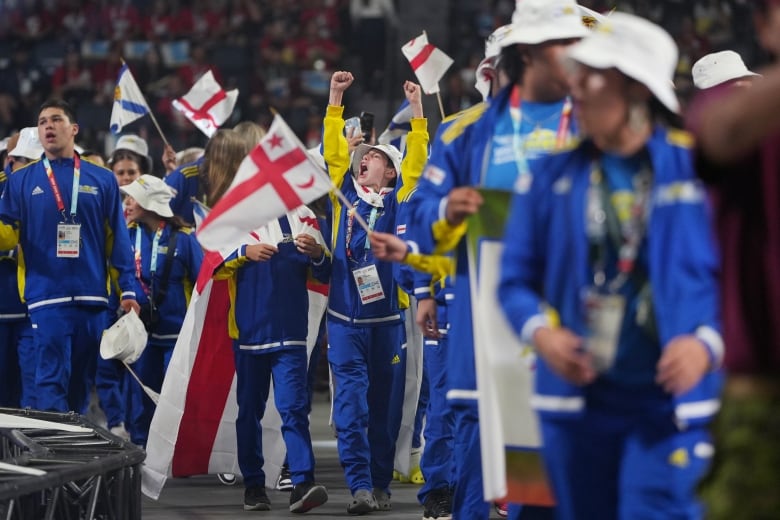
0 408 146 520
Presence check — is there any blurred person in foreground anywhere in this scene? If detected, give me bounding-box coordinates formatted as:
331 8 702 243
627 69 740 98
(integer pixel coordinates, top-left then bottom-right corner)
409 0 594 517
499 12 723 519
686 1 780 518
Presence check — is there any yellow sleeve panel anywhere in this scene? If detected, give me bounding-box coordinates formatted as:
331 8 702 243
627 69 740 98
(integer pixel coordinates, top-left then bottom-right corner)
431 219 468 255
404 253 454 282
226 275 239 340
395 117 429 203
15 245 26 303
666 128 694 149
323 105 351 187
212 254 249 281
104 219 120 295
0 221 20 250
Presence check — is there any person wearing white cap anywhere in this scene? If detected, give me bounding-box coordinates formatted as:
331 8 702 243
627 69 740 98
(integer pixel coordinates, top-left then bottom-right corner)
409 1 599 518
6 127 44 172
499 12 722 519
0 99 140 414
692 50 760 90
120 174 203 447
109 134 153 187
323 71 429 515
686 1 780 517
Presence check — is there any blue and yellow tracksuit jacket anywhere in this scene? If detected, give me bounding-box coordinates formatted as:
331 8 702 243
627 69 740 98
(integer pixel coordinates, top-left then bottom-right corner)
127 222 203 346
498 127 724 427
165 156 204 225
322 104 428 325
214 208 331 351
0 156 137 311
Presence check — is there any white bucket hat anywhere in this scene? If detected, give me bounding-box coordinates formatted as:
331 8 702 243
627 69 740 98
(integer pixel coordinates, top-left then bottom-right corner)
100 311 148 364
504 0 590 46
110 134 153 174
566 12 680 113
351 143 403 178
692 50 760 89
8 127 43 160
120 174 175 218
475 24 516 99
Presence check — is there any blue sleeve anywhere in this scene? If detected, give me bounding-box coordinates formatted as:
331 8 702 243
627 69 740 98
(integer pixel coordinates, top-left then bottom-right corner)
165 169 187 219
105 176 137 300
409 123 464 253
310 249 331 284
185 232 204 282
498 174 550 343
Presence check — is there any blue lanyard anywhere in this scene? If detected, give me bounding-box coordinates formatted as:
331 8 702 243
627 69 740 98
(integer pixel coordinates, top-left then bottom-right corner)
43 155 81 222
134 224 164 277
345 202 378 260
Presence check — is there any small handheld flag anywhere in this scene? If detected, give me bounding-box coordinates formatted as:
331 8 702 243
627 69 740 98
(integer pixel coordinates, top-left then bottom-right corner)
172 70 238 138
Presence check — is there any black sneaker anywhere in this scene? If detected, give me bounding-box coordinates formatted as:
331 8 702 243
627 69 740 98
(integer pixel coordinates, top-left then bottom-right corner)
422 488 452 520
276 464 293 491
289 481 328 513
244 486 271 511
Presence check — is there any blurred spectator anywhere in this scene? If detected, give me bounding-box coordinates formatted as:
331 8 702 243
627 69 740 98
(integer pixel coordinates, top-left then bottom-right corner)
0 42 47 137
350 0 398 92
51 43 95 107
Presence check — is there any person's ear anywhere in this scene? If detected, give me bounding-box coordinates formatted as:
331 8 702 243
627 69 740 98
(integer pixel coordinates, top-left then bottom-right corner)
72 122 80 138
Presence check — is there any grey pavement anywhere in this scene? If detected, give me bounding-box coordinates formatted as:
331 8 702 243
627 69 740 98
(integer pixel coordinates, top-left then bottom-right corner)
141 391 504 519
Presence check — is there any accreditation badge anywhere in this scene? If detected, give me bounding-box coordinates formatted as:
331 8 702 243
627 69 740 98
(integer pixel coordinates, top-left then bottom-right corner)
56 223 81 258
352 264 386 305
582 287 625 373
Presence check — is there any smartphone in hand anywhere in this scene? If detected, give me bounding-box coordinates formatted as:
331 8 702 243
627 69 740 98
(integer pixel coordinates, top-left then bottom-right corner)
359 111 374 144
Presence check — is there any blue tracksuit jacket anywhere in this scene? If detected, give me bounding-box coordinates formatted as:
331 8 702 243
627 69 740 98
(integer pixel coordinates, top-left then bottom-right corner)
498 127 723 427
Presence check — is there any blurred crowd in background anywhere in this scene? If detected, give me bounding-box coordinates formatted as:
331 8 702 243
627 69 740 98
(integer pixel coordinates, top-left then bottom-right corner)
0 0 766 176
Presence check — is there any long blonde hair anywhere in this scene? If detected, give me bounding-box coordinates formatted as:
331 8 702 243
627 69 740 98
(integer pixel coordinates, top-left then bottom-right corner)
200 129 253 206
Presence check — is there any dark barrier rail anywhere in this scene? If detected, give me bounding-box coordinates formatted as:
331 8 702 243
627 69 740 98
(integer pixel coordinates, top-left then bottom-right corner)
0 407 145 520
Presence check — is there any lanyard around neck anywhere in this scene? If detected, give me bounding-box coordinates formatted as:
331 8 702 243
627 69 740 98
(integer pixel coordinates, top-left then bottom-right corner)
43 154 81 222
585 160 652 290
134 223 165 295
345 203 378 261
509 87 573 179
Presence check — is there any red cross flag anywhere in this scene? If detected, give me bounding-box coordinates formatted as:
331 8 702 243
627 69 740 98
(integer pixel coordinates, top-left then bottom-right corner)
196 114 333 252
401 32 454 95
172 70 238 138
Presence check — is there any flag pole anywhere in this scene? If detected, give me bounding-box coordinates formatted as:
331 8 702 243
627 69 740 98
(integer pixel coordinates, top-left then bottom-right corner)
331 185 372 233
435 91 446 120
421 32 447 120
147 109 171 149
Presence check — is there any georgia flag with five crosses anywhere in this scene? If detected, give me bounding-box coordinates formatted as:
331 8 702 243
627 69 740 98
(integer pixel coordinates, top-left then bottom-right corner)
401 32 454 95
196 114 333 252
172 70 238 138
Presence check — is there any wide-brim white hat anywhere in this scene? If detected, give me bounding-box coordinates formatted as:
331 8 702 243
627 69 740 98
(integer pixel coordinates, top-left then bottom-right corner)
8 127 43 160
351 143 403 178
120 174 174 218
566 12 680 113
692 50 760 89
100 311 148 364
503 0 590 46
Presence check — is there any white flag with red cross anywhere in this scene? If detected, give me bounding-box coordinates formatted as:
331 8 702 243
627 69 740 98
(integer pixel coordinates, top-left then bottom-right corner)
401 32 453 95
196 114 333 252
172 70 238 138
